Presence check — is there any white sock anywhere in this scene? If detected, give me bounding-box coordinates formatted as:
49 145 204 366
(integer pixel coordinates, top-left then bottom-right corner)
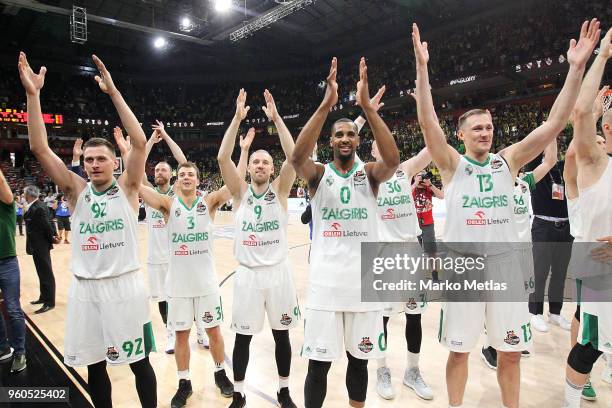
235 381 245 396
407 352 420 369
377 357 387 368
563 377 583 408
606 353 612 369
279 377 289 391
214 361 224 373
177 369 190 380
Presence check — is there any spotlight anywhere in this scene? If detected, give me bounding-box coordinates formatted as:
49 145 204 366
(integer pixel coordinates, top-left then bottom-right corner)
153 37 167 49
215 0 232 12
180 17 194 32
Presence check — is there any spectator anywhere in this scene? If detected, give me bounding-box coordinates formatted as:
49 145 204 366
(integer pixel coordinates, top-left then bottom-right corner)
0 167 26 372
24 185 57 314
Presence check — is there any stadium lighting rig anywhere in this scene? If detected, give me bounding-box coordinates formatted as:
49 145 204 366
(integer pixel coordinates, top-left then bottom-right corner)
230 0 315 42
215 0 232 12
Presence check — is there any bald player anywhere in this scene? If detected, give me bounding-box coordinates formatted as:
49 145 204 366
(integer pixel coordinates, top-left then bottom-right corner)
19 52 157 407
218 90 299 408
563 27 612 407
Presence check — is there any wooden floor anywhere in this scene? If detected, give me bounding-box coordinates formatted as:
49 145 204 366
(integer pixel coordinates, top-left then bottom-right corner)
16 211 612 407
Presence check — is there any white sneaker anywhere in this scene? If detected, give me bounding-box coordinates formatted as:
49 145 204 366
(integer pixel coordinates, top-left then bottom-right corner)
376 367 395 400
197 327 209 349
549 313 571 331
165 329 175 354
403 367 433 400
530 314 549 333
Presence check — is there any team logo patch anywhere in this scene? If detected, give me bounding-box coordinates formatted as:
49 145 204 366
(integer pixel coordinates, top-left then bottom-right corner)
357 337 374 353
202 312 213 323
247 196 254 206
406 298 417 310
264 190 276 202
107 185 119 196
395 169 405 178
491 158 503 169
106 347 119 361
84 193 91 203
353 170 366 183
196 202 207 214
325 175 334 186
504 330 520 346
465 164 473 176
280 314 292 326
175 208 181 217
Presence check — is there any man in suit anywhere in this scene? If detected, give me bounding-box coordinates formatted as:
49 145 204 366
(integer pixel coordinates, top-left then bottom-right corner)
23 185 56 313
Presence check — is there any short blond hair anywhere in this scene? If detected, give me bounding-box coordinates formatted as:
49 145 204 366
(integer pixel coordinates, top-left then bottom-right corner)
458 109 491 129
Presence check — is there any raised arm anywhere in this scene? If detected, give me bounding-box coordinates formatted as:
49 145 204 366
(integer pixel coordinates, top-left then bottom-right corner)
0 168 12 205
238 127 255 180
502 20 601 173
263 90 296 197
217 89 249 200
412 24 458 181
291 58 337 191
563 141 579 200
139 185 172 219
113 126 131 165
153 120 187 165
573 27 611 164
592 85 610 122
531 139 558 183
70 138 84 177
402 147 431 179
358 58 399 186
18 52 85 205
354 85 386 133
140 130 163 187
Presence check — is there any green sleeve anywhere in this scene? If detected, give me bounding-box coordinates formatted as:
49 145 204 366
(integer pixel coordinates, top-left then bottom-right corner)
521 172 536 191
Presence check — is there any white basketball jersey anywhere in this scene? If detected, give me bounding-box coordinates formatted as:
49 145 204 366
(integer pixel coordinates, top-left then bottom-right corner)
71 181 140 279
146 186 174 264
567 197 582 240
233 185 288 268
376 168 421 242
309 161 380 311
579 157 612 242
166 196 217 297
444 154 518 254
513 172 535 242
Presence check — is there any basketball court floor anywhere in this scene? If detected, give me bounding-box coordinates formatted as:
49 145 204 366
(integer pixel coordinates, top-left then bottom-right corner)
10 211 612 407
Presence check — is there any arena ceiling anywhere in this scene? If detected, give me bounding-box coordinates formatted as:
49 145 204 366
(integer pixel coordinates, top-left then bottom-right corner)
0 0 507 77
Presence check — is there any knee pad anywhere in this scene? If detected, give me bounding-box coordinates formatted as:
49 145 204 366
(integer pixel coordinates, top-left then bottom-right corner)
346 352 368 402
567 343 603 374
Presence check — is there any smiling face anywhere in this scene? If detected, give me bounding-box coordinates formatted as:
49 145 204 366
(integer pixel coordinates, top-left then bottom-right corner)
176 164 199 195
83 145 118 187
154 162 172 187
331 121 359 161
248 150 274 186
458 111 494 157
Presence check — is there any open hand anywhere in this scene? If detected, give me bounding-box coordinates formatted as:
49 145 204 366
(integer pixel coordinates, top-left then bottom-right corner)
262 90 279 122
113 127 131 155
240 127 256 150
93 55 119 96
152 120 170 139
321 57 338 109
73 138 83 158
235 89 250 120
356 57 371 108
567 19 600 69
412 23 429 67
17 52 46 96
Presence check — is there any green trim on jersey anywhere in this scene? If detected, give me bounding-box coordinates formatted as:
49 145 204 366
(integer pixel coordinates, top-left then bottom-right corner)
463 153 491 167
521 172 536 190
329 161 359 178
155 185 173 195
580 312 598 349
0 201 16 258
91 180 117 196
143 321 156 355
249 185 269 199
178 195 200 211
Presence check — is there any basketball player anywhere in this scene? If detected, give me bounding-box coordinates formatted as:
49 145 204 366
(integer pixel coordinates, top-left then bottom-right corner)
218 90 299 408
140 158 239 407
411 19 599 408
19 52 157 407
563 27 612 408
481 138 557 368
292 57 400 408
